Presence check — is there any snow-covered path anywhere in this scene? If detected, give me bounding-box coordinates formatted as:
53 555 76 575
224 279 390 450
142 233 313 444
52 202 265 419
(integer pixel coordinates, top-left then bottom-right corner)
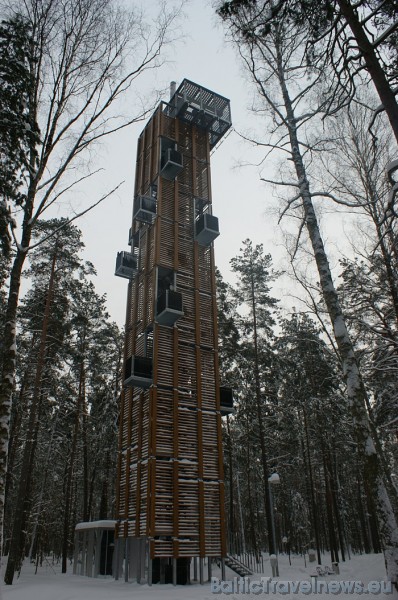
3 553 397 600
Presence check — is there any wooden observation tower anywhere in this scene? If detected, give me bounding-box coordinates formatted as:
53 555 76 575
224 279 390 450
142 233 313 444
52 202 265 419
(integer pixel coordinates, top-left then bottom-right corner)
115 80 233 584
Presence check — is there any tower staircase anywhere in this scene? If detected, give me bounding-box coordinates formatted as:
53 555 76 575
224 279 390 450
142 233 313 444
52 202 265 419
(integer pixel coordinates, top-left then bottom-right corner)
224 554 253 577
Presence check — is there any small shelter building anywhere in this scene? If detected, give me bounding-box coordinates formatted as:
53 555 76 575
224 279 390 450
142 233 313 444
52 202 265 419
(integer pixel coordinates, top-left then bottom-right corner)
73 520 117 578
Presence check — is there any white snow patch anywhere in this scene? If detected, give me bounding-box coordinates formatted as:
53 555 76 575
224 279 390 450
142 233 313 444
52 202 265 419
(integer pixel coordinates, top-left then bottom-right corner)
2 552 395 600
75 520 116 531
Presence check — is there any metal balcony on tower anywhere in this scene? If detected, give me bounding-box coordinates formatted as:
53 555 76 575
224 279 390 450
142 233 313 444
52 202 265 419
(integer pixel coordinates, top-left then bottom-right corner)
115 251 137 279
156 289 183 326
124 355 153 389
195 213 220 246
160 139 183 180
219 387 234 416
167 79 232 149
156 268 183 326
133 194 157 224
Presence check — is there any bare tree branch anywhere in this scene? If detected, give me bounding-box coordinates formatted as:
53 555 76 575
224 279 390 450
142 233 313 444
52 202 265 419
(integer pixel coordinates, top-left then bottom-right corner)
29 181 124 250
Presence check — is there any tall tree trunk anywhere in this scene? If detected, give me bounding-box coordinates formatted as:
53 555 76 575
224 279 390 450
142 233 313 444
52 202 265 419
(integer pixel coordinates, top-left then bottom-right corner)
4 370 31 531
88 466 97 522
226 415 235 551
302 407 322 564
274 35 398 584
250 270 274 555
336 0 398 144
246 459 259 557
98 477 107 521
4 250 57 585
0 248 28 566
0 151 38 563
357 474 371 554
322 443 339 563
61 359 84 573
329 448 346 562
28 411 59 561
363 465 382 553
243 412 258 557
82 407 89 522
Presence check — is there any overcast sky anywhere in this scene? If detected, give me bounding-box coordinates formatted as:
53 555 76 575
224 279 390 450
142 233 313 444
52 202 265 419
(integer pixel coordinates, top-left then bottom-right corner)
59 0 274 327
59 0 351 328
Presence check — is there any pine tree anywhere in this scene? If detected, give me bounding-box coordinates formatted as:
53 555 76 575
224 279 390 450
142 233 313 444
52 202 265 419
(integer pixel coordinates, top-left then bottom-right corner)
276 313 362 561
215 268 242 551
339 255 398 484
0 3 181 568
5 219 92 584
216 267 240 376
0 14 39 257
217 2 398 583
4 218 123 576
230 239 279 554
60 281 120 573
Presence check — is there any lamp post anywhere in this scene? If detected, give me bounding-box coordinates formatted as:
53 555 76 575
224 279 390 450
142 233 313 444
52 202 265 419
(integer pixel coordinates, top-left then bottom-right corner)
268 472 280 576
236 471 246 554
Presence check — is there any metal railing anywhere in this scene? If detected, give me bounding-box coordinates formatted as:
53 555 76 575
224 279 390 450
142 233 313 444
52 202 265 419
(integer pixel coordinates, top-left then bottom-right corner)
228 551 265 574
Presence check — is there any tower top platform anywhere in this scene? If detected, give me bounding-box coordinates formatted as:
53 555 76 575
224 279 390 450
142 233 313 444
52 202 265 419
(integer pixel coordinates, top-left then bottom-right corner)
165 79 232 149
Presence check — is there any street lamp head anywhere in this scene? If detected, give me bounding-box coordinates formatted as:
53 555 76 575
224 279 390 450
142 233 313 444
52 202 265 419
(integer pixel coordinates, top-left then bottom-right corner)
268 472 280 485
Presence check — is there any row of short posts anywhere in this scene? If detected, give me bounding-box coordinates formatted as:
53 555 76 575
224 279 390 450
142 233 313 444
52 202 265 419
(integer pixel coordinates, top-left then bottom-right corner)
115 539 226 585
113 537 146 583
240 552 265 574
191 557 226 585
147 556 226 585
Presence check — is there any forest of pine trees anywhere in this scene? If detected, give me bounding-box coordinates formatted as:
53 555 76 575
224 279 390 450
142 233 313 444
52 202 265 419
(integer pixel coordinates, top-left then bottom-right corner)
0 0 397 589
2 225 396 578
3 220 123 579
217 238 396 564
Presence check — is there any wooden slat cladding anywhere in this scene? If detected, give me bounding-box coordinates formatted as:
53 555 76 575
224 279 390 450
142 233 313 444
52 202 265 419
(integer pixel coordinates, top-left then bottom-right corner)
116 102 226 561
155 390 173 455
196 160 209 200
178 192 194 229
158 219 175 269
160 110 176 141
159 179 175 221
197 245 212 293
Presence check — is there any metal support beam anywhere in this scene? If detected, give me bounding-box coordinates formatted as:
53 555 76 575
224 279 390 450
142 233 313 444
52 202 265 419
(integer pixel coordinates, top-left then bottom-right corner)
124 537 129 582
221 557 226 581
148 558 153 586
94 529 103 577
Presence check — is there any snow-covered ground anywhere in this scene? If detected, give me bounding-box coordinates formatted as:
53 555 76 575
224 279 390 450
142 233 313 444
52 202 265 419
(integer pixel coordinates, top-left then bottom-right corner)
3 553 397 600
